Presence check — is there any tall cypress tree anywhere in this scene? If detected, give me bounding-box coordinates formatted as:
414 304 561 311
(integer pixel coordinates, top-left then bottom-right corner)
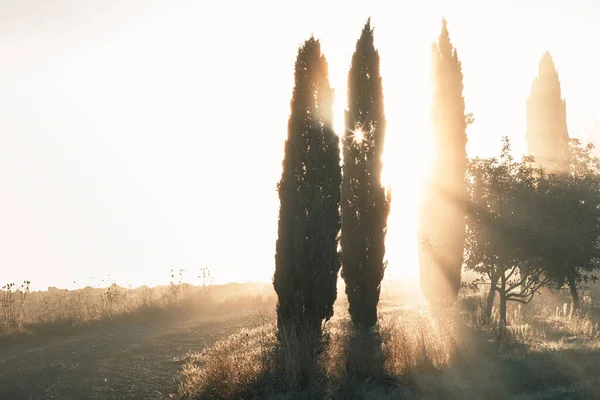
341 19 390 329
526 52 569 173
273 37 341 334
418 18 467 310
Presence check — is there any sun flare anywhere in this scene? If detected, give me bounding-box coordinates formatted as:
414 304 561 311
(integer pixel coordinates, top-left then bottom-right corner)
353 128 364 143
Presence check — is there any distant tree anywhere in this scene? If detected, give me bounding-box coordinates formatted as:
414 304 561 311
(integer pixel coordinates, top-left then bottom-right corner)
526 52 570 173
464 138 552 326
273 37 342 334
341 18 390 328
536 139 600 310
419 18 469 311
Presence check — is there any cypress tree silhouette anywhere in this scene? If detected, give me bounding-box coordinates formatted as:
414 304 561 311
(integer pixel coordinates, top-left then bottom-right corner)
526 52 569 173
341 19 390 328
419 18 467 310
273 37 341 334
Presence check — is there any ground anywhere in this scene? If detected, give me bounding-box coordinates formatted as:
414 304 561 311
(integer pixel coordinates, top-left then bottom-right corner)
3 286 600 400
177 297 600 400
0 311 259 400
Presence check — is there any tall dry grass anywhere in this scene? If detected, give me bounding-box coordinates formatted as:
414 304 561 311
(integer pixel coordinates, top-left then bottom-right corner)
0 279 276 342
178 306 462 399
179 322 278 399
178 297 600 400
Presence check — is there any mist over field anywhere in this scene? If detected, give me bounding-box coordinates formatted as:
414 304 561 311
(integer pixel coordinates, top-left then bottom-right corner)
2 1 600 399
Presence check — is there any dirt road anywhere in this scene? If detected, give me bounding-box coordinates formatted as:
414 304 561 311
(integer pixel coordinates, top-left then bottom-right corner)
0 312 262 399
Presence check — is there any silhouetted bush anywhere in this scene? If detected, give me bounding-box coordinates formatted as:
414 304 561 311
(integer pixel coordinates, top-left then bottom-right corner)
341 18 390 329
273 36 342 338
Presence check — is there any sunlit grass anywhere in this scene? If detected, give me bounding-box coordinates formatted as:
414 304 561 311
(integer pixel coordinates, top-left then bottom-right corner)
178 295 600 400
0 276 276 342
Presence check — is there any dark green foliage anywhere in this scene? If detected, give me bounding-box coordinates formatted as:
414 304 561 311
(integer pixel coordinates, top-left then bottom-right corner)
465 138 551 325
526 52 570 173
536 139 600 310
273 37 342 334
341 19 390 328
419 18 468 310
465 137 600 324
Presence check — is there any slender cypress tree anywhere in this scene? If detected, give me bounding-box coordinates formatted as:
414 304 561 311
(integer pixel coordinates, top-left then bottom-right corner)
341 19 390 328
273 37 341 334
526 52 569 173
419 18 467 310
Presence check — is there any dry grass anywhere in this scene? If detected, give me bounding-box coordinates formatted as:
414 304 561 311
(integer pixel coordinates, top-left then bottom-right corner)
179 322 278 399
0 280 276 342
179 314 333 399
177 306 461 399
178 294 600 400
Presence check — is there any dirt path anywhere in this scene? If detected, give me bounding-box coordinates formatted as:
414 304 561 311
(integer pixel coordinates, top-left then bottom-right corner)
0 312 262 399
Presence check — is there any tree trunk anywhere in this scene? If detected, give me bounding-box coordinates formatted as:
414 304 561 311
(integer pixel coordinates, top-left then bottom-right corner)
519 275 527 320
485 278 496 320
499 292 507 328
499 272 507 328
567 275 580 312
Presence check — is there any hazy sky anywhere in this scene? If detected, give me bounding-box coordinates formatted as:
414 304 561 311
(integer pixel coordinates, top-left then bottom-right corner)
2 0 600 290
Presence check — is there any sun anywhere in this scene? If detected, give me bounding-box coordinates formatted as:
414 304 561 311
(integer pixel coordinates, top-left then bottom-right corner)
381 143 427 285
353 128 364 143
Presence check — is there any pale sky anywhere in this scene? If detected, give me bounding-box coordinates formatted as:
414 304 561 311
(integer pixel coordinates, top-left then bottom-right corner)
1 0 599 291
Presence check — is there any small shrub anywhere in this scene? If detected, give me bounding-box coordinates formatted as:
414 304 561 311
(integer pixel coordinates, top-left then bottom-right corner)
1 281 30 332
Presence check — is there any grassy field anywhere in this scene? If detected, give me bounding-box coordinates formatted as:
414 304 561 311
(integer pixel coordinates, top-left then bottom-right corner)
2 278 600 399
0 280 277 399
0 278 276 343
178 287 600 400
0 276 423 343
